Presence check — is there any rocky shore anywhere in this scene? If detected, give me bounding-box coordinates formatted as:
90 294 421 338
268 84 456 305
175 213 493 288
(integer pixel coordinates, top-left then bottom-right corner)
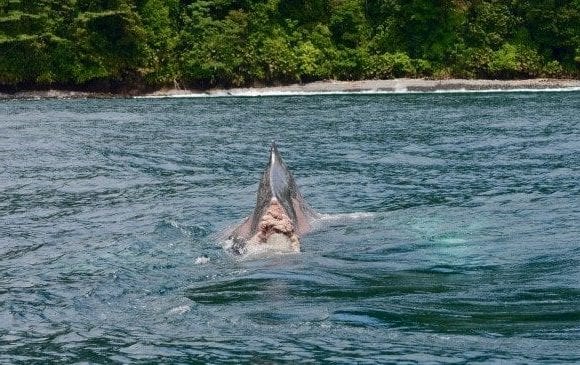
1 78 579 99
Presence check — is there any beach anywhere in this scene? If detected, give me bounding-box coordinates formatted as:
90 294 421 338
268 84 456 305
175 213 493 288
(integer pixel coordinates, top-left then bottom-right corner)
1 78 579 99
150 78 580 97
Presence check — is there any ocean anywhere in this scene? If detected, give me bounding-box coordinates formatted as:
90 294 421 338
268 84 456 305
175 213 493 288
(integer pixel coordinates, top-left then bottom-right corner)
1 90 579 363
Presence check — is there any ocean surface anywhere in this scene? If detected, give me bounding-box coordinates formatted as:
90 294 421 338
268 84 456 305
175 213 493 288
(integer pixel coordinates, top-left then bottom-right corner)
1 91 579 363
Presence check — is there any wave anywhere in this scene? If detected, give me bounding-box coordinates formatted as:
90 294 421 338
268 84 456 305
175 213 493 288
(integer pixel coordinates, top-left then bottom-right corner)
315 212 376 222
135 87 580 99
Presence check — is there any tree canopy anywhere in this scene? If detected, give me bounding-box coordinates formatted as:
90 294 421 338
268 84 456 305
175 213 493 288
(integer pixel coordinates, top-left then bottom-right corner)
0 0 578 90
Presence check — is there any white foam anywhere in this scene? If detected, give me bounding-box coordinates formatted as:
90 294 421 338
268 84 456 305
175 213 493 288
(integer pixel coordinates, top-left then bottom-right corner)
167 220 192 237
194 255 210 265
167 305 191 315
432 87 580 94
135 87 580 99
308 212 376 231
316 212 376 222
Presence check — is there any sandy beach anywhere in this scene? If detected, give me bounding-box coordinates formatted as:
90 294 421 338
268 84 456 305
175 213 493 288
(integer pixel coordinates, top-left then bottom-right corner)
149 78 580 97
1 78 579 99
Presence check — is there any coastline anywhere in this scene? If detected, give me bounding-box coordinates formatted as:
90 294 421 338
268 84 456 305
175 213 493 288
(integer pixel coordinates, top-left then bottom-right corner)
1 78 579 99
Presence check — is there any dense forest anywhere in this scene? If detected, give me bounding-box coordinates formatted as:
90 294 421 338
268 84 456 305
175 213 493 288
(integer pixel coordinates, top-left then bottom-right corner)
0 0 578 90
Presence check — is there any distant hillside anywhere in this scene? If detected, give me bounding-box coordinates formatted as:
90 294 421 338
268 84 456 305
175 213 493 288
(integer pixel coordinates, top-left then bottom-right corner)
1 0 578 91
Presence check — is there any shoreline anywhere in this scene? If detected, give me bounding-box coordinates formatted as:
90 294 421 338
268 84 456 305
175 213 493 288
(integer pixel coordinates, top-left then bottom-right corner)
1 78 579 99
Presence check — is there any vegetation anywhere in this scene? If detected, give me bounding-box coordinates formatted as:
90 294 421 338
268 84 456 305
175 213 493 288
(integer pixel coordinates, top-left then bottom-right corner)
0 0 578 90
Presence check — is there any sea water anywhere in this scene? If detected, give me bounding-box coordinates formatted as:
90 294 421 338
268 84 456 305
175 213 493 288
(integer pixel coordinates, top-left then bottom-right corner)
1 91 579 363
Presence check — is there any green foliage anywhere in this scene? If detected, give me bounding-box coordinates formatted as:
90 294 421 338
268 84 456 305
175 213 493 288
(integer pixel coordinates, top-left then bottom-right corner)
452 46 493 78
78 9 148 74
179 6 251 86
0 0 578 89
465 1 515 49
488 43 542 78
543 60 564 77
137 0 179 84
513 0 580 72
364 52 415 79
277 0 330 26
0 0 152 86
256 28 300 83
329 0 368 48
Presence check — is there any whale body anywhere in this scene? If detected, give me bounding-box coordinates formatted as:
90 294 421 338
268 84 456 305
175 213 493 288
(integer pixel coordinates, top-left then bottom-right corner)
228 143 318 254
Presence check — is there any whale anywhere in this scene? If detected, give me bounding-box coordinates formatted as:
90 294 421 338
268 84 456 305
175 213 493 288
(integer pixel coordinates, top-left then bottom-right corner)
227 143 318 255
